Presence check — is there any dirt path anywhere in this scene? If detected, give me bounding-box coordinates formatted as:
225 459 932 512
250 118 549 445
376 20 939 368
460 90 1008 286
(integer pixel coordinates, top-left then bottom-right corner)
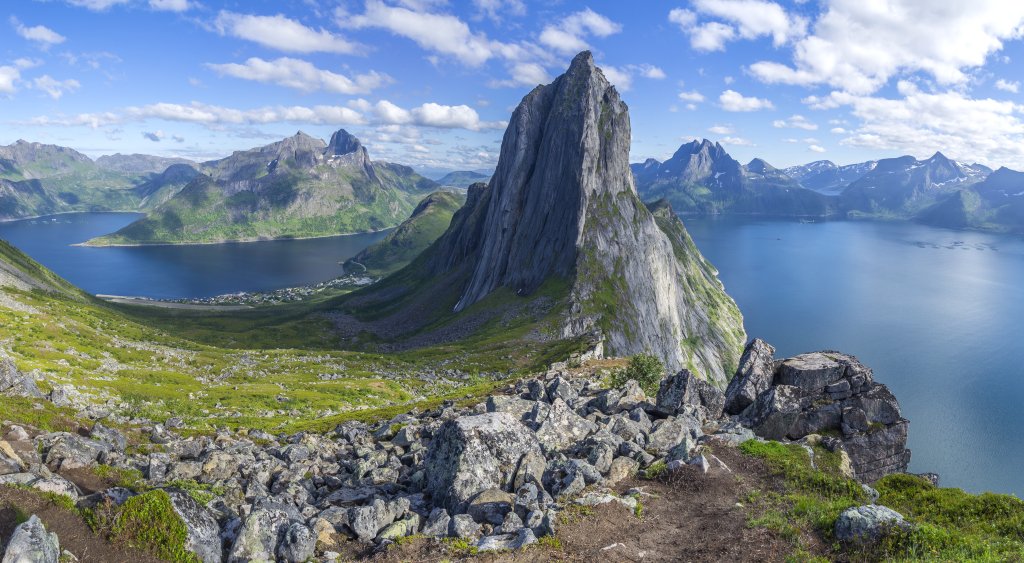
361 441 809 562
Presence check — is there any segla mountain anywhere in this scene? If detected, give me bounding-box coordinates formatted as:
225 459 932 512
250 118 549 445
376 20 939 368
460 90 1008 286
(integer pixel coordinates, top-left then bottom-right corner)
334 52 746 385
86 130 439 245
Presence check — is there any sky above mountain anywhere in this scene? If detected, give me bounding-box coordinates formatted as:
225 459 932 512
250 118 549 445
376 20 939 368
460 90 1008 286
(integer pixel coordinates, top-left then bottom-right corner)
3 0 1024 174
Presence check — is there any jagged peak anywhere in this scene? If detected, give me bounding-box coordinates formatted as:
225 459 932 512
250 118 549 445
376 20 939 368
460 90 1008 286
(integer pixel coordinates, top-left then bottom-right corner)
746 158 776 174
326 129 364 157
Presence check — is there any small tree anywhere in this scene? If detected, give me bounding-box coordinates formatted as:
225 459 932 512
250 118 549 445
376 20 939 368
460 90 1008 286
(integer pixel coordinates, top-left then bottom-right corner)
610 352 664 395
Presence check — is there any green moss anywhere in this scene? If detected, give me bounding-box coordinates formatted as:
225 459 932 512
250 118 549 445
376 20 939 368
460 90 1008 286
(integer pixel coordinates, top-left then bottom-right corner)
110 490 199 563
644 460 668 480
92 465 147 491
165 480 224 506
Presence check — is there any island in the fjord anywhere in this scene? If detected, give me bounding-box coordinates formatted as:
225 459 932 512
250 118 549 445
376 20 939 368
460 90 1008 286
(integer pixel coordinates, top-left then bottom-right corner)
0 52 1020 563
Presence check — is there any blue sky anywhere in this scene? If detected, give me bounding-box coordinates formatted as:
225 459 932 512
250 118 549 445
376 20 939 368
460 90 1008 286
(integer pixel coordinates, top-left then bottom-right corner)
3 0 1024 175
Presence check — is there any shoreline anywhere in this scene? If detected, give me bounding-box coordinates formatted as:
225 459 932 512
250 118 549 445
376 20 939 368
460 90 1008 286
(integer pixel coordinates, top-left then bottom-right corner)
0 210 144 224
74 225 397 248
96 294 254 310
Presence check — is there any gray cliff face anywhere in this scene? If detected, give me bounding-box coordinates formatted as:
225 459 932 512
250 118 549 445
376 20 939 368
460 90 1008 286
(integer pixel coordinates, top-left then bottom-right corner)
427 52 746 385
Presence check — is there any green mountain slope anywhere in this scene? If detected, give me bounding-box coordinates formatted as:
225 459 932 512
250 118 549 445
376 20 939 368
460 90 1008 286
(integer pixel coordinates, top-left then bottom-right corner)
343 189 465 277
85 130 439 245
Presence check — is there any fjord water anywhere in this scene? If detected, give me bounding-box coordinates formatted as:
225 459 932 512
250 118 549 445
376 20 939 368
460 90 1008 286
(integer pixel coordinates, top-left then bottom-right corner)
0 212 390 299
687 217 1024 498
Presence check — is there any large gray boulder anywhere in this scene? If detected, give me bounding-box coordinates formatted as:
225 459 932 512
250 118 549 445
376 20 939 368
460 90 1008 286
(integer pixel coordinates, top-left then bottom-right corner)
834 504 910 543
655 369 725 419
425 413 543 513
227 508 289 563
167 490 222 563
0 354 42 399
1 515 59 563
532 399 597 452
724 338 776 414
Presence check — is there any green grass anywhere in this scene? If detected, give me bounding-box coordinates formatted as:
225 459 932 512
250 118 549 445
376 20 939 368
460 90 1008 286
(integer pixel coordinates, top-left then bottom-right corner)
109 490 199 563
739 440 1024 561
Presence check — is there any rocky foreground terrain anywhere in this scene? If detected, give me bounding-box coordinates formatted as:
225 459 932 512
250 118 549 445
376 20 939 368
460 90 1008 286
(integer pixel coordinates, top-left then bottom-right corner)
0 339 918 562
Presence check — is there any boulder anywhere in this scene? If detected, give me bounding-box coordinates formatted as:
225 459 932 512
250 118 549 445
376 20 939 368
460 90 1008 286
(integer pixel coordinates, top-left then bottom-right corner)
724 339 775 415
655 369 725 419
776 352 846 391
646 415 702 454
42 433 108 471
347 497 409 542
834 505 910 543
1 515 59 563
0 354 42 399
167 490 221 563
227 508 290 562
424 413 543 512
277 523 316 563
466 488 513 525
477 528 537 552
422 508 451 537
533 399 597 452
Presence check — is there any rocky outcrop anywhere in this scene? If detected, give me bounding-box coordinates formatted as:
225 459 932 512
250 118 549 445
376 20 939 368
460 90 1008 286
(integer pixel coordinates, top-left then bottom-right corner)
0 353 42 399
834 504 910 544
1 515 60 563
424 51 745 384
729 342 911 482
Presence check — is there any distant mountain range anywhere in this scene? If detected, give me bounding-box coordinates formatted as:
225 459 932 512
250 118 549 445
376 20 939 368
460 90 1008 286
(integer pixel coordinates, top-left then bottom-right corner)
436 170 492 189
633 140 1024 232
86 130 439 245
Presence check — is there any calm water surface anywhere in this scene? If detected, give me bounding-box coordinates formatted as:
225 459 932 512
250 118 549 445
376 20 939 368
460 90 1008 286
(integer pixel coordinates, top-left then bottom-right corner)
687 217 1024 498
0 212 390 299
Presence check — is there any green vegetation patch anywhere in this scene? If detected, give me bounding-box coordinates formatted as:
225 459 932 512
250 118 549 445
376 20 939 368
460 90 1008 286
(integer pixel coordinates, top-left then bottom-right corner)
609 353 664 395
109 490 199 563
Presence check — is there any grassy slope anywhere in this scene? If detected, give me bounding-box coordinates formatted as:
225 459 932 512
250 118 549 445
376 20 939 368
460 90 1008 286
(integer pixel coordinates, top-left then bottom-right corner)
343 190 465 277
0 239 584 435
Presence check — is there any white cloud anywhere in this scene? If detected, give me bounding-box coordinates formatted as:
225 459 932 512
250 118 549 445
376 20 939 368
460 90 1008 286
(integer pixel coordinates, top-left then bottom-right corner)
823 81 1024 168
749 0 1024 95
368 100 504 130
149 0 191 12
772 114 817 130
207 57 391 95
0 66 20 94
669 1 806 51
33 75 80 99
601 66 633 91
539 8 622 55
719 89 774 111
830 127 847 134
342 1 494 65
637 64 666 80
721 136 754 146
66 0 130 10
996 79 1020 93
472 0 526 21
808 144 826 153
708 125 733 135
11 17 66 47
678 90 705 102
215 11 361 55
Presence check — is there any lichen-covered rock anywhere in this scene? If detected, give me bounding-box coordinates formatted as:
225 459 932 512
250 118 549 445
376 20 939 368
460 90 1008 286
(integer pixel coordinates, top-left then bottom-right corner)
834 505 909 543
166 490 221 563
277 522 316 563
227 508 289 562
1 515 59 563
424 412 543 512
533 399 597 452
477 528 537 552
724 338 776 414
0 353 42 399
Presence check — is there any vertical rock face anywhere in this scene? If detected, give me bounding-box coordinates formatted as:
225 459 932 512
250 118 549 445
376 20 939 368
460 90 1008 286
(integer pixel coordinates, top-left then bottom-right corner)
427 51 746 385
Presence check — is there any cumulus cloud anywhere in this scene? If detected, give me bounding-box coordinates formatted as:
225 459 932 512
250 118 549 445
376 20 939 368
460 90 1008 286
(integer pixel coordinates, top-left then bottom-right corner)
708 125 734 135
748 0 1024 95
363 99 504 130
720 136 754 146
487 62 550 88
0 66 20 94
808 144 826 153
215 11 361 55
678 90 705 103
33 75 80 99
719 89 774 111
996 79 1020 93
342 1 494 65
820 81 1024 168
472 0 526 21
539 8 622 55
11 17 66 48
772 114 817 130
669 1 806 52
149 0 191 11
207 57 391 95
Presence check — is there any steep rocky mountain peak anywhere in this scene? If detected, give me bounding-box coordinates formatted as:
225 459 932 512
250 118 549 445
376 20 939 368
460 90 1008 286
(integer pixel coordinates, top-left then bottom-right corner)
422 50 745 383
